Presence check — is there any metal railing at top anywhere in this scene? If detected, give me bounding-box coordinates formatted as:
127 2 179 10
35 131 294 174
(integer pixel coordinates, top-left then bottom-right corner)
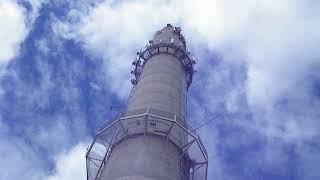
131 42 196 89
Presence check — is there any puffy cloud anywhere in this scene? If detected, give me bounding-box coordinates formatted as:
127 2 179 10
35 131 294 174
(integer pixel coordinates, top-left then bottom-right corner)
53 0 320 109
52 0 180 97
0 0 317 179
49 0 320 178
45 143 87 180
0 0 46 65
0 118 46 180
0 1 27 64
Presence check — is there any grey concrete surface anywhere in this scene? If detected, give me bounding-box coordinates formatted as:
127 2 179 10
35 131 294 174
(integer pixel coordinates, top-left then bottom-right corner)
128 53 187 122
101 135 181 180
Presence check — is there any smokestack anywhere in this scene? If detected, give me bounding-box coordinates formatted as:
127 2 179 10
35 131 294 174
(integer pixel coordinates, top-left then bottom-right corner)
86 24 208 180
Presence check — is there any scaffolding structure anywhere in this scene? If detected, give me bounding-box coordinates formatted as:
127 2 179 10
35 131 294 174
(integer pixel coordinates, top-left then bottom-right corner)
86 108 208 180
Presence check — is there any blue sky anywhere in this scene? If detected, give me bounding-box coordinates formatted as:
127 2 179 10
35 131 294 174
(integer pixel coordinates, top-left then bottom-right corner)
0 0 320 180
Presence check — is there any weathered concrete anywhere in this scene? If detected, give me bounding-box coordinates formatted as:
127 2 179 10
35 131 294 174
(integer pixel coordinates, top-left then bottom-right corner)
101 136 181 180
128 53 187 122
101 25 188 180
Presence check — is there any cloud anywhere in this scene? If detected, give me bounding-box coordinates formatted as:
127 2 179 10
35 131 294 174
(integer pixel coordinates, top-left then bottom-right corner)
52 0 320 108
49 0 320 178
52 0 180 97
45 142 87 180
0 119 47 180
0 1 28 64
0 0 318 179
0 0 46 65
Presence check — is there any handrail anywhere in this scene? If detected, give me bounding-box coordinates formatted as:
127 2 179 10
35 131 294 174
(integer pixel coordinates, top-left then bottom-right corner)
87 107 208 180
132 42 195 89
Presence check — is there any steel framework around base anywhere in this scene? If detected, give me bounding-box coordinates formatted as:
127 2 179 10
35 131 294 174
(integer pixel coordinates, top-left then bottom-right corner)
86 108 208 180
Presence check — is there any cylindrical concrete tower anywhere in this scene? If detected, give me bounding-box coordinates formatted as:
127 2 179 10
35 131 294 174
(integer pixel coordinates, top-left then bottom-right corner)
128 25 188 125
86 24 208 180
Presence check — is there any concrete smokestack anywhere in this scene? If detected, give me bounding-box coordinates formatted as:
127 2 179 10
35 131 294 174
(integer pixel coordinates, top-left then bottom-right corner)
127 25 187 125
86 24 208 180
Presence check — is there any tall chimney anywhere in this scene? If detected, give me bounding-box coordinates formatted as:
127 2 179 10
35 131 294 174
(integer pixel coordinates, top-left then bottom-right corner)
86 24 208 180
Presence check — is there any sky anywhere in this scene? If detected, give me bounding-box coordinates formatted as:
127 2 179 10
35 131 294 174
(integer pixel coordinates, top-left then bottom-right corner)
0 0 319 179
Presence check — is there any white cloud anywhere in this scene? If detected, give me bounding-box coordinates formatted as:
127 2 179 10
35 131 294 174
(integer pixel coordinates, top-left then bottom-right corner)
0 1 27 64
50 0 320 178
45 143 87 180
0 0 46 65
0 122 47 180
52 0 181 97
53 0 320 106
0 44 90 179
0 1 49 177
